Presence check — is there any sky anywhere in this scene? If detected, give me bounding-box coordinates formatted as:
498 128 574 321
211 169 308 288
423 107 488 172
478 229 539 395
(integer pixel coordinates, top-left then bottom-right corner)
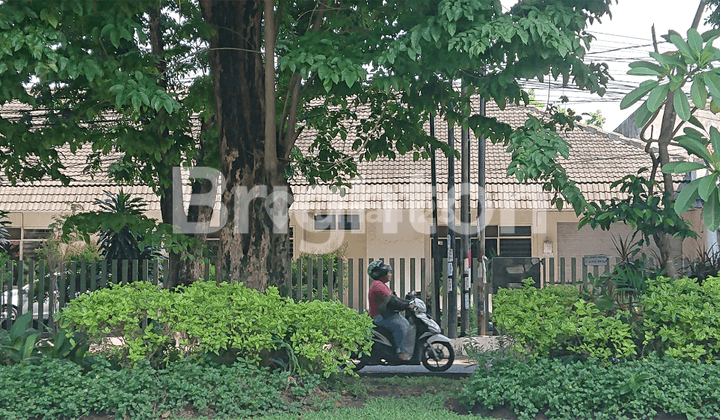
503 0 713 131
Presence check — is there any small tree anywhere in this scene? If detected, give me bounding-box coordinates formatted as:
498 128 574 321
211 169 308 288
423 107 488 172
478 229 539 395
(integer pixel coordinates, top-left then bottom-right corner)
584 2 717 276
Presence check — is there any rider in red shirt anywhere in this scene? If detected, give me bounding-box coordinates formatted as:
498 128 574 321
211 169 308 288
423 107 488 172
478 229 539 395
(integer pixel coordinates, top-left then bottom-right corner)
367 260 415 360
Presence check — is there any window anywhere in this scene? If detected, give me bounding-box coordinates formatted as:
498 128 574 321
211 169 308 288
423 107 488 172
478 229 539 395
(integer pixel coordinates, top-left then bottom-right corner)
3 228 52 260
314 214 336 231
485 225 532 257
313 214 360 231
338 214 360 231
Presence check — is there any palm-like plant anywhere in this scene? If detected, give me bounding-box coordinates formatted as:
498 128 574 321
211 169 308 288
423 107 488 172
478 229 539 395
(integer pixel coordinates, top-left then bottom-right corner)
96 191 160 261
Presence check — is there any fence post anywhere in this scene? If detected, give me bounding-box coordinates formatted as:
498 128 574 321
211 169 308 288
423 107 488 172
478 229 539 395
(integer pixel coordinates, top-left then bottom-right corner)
410 258 416 294
328 258 335 302
38 260 46 330
132 260 139 283
400 258 406 298
143 260 149 283
153 260 160 286
348 259 354 311
420 258 427 304
80 261 87 293
317 258 324 301
162 259 170 289
69 262 77 302
560 257 566 285
296 258 303 301
91 261 98 291
389 258 396 293
58 269 66 313
285 255 292 298
548 257 555 285
441 258 449 334
338 259 345 305
26 260 34 320
571 257 577 284
111 260 118 285
307 258 314 302
358 258 365 314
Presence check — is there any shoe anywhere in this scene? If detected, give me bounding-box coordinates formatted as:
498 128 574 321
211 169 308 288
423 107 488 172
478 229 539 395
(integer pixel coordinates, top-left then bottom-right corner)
398 353 412 361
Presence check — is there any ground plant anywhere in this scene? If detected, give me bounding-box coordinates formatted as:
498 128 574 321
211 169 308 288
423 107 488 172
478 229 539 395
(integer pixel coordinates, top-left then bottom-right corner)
0 358 320 420
56 280 373 376
461 353 720 420
491 279 636 360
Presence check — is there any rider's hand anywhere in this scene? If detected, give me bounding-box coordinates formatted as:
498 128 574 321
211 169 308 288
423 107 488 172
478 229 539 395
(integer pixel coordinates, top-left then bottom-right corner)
408 303 415 310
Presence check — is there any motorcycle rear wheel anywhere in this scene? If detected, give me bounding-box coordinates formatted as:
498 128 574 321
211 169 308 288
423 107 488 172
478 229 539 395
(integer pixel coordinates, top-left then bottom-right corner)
421 341 454 372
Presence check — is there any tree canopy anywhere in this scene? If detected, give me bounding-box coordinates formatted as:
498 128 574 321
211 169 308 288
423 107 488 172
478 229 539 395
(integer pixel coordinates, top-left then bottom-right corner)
0 0 616 287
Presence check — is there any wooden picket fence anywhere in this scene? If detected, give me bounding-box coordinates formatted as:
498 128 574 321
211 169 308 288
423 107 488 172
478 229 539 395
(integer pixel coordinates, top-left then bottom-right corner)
0 255 624 336
543 256 619 285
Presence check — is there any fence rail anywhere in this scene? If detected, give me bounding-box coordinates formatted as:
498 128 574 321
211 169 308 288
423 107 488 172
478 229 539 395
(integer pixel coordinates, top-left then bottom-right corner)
1 255 623 336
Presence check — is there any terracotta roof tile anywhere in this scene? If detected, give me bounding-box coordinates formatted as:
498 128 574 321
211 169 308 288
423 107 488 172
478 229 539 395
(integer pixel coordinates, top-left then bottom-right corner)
1 101 683 213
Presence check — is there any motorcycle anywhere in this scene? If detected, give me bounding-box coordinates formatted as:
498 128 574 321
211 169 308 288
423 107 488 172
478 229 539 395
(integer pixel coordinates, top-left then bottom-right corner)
352 291 455 372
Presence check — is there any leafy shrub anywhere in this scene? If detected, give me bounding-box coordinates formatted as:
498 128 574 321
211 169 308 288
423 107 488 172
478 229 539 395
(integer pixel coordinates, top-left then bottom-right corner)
641 276 720 361
1 312 92 367
461 353 720 420
492 279 635 359
57 281 373 376
0 358 318 420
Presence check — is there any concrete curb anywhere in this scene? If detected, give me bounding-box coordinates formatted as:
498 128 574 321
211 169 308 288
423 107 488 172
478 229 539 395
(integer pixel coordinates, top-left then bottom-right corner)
449 336 501 357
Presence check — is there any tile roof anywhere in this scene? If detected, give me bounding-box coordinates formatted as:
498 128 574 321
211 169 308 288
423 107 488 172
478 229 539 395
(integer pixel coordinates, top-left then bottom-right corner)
0 101 677 213
292 103 680 211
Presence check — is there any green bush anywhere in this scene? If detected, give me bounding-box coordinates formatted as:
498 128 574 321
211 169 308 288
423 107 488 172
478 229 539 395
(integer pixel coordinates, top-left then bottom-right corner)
0 358 319 420
461 353 720 420
56 281 373 376
641 276 720 361
492 279 636 359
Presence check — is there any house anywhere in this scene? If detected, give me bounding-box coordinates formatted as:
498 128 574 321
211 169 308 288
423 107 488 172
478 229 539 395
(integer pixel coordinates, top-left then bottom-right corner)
292 102 706 282
0 102 708 285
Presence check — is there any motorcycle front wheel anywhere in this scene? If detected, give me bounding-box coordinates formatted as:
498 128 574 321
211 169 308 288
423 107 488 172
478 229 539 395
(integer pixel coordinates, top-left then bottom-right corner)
421 341 455 372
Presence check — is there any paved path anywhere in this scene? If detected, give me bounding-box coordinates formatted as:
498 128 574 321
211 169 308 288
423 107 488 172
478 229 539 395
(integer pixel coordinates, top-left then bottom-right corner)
357 357 478 376
357 336 498 377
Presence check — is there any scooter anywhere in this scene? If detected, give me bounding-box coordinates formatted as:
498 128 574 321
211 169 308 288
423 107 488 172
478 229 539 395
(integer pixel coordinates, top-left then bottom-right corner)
352 292 455 372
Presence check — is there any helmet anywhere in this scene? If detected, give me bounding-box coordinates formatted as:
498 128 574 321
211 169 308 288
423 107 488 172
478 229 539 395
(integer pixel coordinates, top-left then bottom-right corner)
367 260 392 280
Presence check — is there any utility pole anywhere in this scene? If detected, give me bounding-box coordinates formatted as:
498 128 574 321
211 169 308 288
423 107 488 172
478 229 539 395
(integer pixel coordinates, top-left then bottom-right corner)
460 86 471 336
476 95 488 336
430 115 441 322
447 106 458 339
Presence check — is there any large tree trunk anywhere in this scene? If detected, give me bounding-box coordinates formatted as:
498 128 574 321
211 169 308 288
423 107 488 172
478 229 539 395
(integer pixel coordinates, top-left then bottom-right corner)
200 0 291 290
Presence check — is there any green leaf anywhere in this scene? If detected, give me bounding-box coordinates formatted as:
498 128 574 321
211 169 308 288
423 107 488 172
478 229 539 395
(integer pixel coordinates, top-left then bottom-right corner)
647 83 670 112
634 101 653 128
674 91 691 121
669 31 695 60
627 61 665 77
621 80 658 110
131 93 141 111
687 28 704 57
710 126 720 159
702 28 720 42
698 174 718 202
678 136 713 162
691 76 708 109
661 161 706 174
703 190 720 231
674 178 700 214
705 73 720 100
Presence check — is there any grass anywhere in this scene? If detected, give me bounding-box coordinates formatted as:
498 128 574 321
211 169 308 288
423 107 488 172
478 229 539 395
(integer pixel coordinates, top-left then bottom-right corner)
253 395 493 420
